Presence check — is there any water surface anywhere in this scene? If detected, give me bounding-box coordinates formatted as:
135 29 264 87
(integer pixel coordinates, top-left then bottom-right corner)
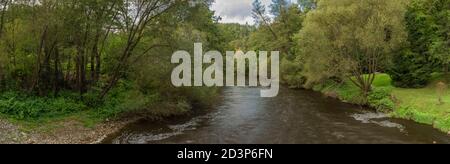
105 87 450 144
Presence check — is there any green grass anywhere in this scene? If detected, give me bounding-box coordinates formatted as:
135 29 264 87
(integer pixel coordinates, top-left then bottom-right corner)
0 81 201 131
372 74 393 88
390 73 450 132
315 73 450 133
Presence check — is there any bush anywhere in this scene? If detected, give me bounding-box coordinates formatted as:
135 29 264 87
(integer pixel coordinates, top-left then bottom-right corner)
0 79 218 121
368 87 395 112
281 58 306 88
88 80 167 119
0 94 86 120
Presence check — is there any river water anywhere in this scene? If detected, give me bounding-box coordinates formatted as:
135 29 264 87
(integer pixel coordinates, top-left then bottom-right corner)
105 87 450 144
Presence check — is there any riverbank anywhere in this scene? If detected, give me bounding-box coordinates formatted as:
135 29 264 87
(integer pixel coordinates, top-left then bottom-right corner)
0 95 212 144
0 80 220 144
0 104 204 144
313 73 450 134
0 115 140 144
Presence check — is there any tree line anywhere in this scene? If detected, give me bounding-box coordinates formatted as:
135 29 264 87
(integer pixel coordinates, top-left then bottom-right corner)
239 0 449 97
0 0 224 102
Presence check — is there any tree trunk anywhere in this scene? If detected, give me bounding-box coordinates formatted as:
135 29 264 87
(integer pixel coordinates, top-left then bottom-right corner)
0 0 8 38
54 46 60 96
90 48 95 82
0 65 4 90
75 54 80 96
30 25 48 93
65 55 71 89
95 49 101 82
445 63 449 83
91 31 100 82
77 48 86 97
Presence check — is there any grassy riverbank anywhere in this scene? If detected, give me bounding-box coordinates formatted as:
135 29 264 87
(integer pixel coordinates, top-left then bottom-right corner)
314 73 450 133
0 81 219 143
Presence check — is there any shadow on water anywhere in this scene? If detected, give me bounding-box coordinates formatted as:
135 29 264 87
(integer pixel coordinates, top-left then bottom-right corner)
103 87 450 144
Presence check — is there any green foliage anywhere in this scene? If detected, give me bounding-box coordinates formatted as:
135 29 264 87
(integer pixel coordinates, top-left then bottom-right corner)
314 80 366 105
389 0 449 87
394 106 436 125
315 74 395 111
218 23 255 50
372 74 394 87
249 4 306 87
294 0 408 94
281 58 305 88
297 0 317 11
0 0 223 124
389 49 431 88
334 82 367 105
92 82 159 119
0 80 202 121
270 0 289 16
0 91 86 120
368 87 395 112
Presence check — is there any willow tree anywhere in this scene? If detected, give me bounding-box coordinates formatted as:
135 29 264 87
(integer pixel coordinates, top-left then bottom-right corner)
296 0 408 96
99 0 179 99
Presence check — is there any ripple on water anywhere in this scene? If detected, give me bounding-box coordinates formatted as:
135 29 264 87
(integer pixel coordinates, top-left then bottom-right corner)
113 115 212 144
351 112 406 132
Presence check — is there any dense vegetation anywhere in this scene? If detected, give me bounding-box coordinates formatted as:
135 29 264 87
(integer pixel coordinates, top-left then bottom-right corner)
0 0 448 133
244 0 449 131
0 0 224 122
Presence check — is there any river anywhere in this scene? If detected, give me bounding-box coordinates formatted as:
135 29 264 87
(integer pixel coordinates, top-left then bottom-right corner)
104 87 450 144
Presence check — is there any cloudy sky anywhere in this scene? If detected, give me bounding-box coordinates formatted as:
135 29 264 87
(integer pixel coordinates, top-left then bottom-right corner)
210 0 273 25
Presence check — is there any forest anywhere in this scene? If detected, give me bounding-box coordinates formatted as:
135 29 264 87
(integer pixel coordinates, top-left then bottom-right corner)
0 0 226 121
0 0 449 143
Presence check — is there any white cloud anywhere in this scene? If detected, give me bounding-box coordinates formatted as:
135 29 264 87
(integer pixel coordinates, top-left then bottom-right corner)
211 0 272 25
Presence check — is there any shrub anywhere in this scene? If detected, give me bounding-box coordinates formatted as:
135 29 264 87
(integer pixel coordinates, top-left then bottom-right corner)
0 90 87 120
281 58 306 88
0 94 86 120
368 87 395 112
91 81 162 119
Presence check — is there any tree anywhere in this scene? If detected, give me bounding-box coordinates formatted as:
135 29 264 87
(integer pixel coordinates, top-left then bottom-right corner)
249 1 306 87
425 0 450 76
218 23 255 50
389 0 449 87
295 0 408 95
0 0 10 37
297 0 316 12
269 0 289 17
389 49 431 88
252 0 277 39
99 0 179 99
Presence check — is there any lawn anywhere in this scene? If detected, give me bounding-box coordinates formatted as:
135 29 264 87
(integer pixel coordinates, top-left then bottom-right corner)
388 74 450 132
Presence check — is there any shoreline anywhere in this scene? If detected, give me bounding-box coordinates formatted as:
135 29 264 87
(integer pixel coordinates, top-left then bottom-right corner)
309 77 450 135
0 116 142 144
1 84 449 144
0 101 212 144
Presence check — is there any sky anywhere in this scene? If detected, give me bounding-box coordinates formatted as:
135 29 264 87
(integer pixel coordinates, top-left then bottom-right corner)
210 0 272 25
